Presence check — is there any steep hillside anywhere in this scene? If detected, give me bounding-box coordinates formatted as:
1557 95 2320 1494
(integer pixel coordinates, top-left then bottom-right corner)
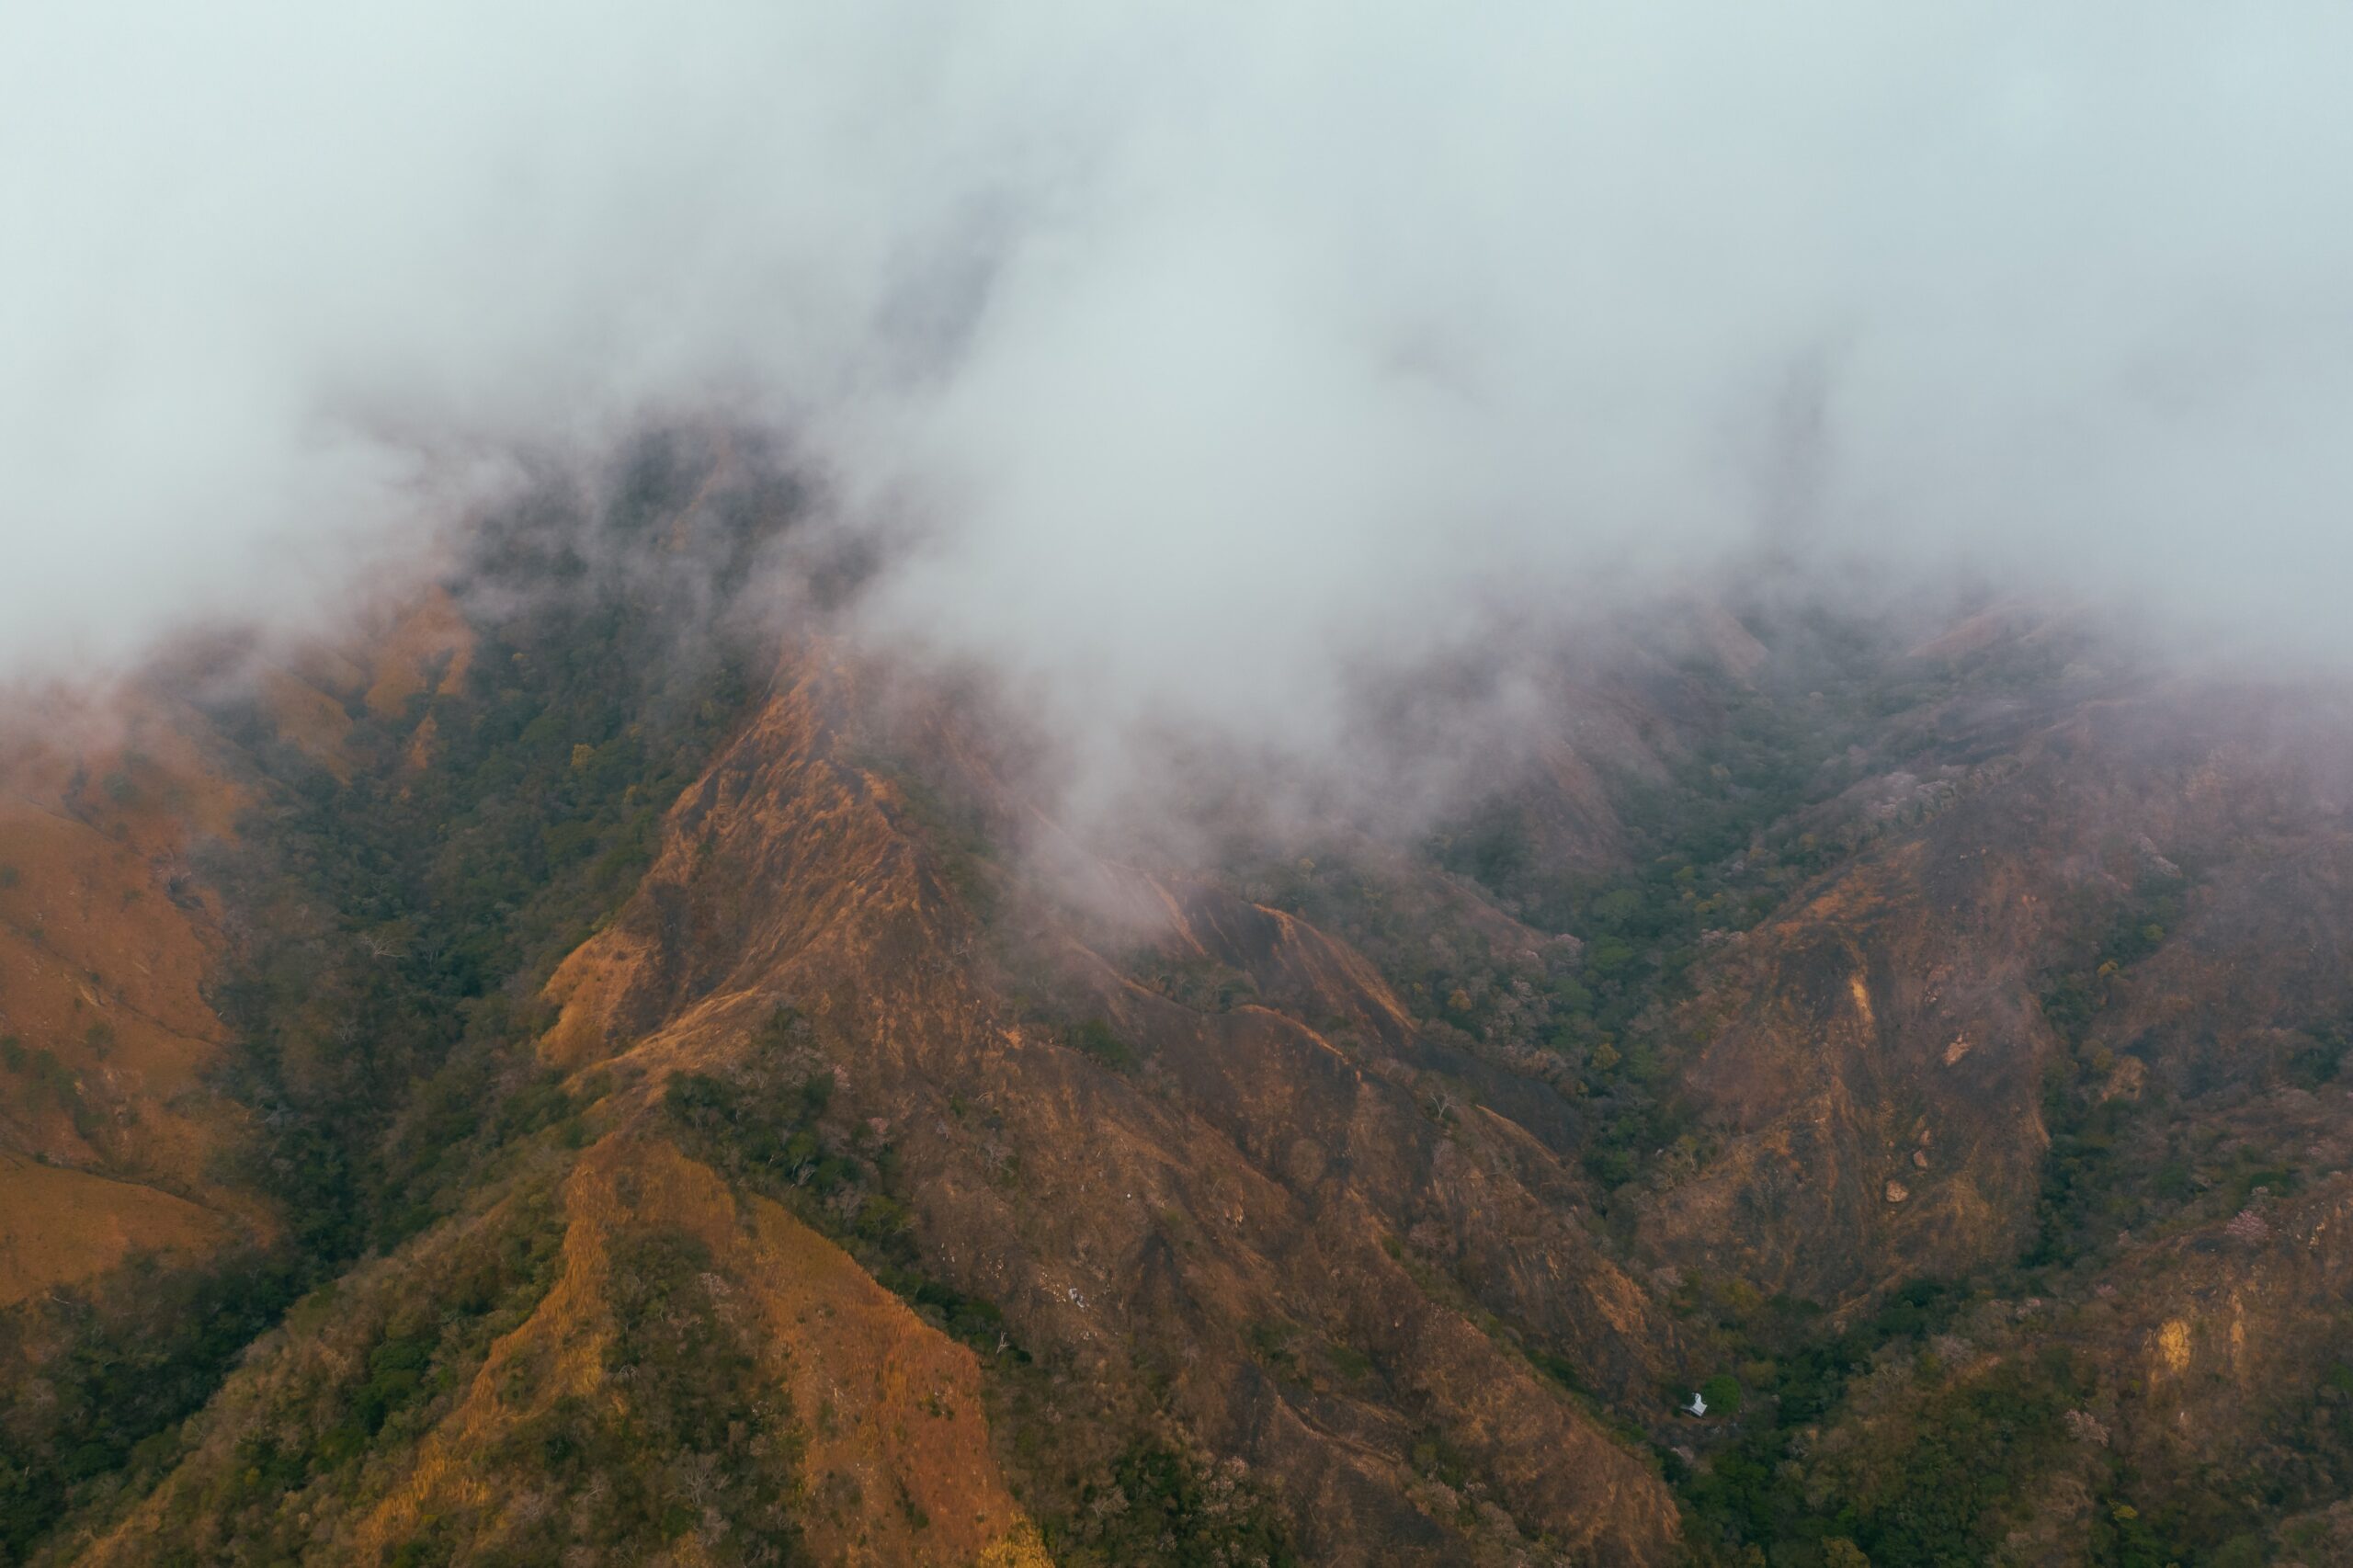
0 687 250 1301
529 648 1686 1564
13 450 2353 1566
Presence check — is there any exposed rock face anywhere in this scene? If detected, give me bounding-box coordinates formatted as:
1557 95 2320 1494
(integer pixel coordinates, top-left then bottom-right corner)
537 651 1687 1564
1631 682 2353 1303
72 1132 1043 1568
18 489 2353 1563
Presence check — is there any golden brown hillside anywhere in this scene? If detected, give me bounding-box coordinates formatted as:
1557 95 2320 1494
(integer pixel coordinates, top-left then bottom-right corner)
66 1131 1046 1568
15 453 2353 1566
0 687 251 1304
529 647 1686 1563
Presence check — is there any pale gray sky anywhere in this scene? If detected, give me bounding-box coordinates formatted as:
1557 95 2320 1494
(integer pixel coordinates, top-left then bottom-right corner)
4 0 2349 729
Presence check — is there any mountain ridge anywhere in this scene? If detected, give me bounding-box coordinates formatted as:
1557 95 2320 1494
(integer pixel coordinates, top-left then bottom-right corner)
7 453 2353 1563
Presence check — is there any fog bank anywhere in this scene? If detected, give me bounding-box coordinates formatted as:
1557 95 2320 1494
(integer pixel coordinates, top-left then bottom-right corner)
5 1 2349 741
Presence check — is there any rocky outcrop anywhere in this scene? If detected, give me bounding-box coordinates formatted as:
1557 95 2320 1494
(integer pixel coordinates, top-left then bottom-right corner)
535 645 1688 1564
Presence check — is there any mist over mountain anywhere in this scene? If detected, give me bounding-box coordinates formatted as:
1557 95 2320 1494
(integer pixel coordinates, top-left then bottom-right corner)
7 1 2351 715
11 7 2353 1568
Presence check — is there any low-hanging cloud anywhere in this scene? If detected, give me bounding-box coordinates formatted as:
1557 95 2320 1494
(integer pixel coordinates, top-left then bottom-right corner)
6 0 2351 743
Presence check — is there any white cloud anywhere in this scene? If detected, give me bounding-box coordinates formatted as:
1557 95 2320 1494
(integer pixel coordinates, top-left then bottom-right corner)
4 0 2349 707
